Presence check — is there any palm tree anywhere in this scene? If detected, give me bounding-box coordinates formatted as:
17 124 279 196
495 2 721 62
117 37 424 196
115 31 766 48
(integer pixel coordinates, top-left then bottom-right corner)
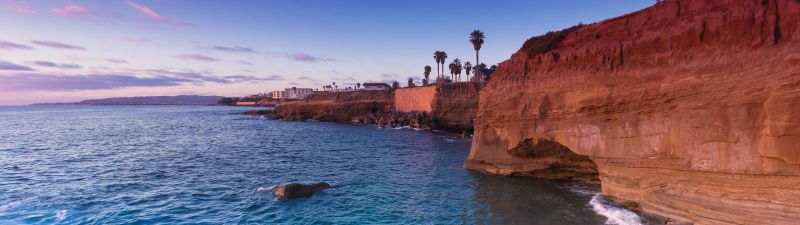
407 78 415 87
424 65 431 83
464 61 472 81
470 30 485 67
440 51 447 80
433 51 443 79
454 58 463 82
392 81 400 89
448 61 455 81
356 83 361 89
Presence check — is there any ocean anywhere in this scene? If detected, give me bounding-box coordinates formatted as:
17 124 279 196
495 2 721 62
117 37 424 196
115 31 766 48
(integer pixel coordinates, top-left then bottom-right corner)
0 105 642 224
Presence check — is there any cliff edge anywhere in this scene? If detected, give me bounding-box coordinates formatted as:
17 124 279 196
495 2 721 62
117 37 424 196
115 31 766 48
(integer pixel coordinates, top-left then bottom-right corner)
466 0 800 224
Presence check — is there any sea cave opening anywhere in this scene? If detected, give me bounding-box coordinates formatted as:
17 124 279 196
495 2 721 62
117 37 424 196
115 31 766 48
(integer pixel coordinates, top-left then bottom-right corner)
507 138 599 182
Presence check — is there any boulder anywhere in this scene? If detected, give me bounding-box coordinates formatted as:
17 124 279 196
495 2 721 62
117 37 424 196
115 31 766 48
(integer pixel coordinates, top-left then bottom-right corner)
270 182 331 198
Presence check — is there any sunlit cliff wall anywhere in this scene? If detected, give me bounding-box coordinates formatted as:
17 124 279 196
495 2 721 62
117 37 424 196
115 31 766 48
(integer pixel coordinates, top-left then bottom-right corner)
466 0 800 224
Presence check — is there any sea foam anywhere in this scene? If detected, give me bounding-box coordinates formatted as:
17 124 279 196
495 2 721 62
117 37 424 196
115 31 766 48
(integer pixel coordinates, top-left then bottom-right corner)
589 194 643 225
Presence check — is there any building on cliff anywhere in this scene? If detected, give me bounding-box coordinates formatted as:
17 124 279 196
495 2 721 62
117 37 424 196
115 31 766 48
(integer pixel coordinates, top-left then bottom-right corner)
271 87 315 99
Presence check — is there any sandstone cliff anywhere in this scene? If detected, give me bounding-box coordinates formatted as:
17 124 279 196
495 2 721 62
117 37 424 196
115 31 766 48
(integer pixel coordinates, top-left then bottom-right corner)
274 83 481 133
466 0 800 224
431 82 482 133
272 91 393 122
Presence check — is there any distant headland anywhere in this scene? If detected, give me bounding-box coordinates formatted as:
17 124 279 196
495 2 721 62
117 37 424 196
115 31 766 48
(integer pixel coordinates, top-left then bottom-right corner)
31 95 226 106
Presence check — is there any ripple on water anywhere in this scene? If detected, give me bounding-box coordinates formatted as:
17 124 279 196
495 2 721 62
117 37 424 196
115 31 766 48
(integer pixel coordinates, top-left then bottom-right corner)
0 106 642 224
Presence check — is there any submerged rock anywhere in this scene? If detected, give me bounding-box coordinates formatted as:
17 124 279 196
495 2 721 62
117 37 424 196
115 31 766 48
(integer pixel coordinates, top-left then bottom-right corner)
270 182 331 198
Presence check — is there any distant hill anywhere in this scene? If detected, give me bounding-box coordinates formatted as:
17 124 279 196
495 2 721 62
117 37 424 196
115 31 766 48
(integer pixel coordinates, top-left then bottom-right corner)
35 95 225 106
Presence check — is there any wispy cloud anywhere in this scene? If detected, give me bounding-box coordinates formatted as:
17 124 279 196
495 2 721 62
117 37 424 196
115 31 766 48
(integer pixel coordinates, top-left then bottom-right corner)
105 58 128 64
147 69 282 84
30 40 87 50
177 54 219 62
0 70 284 92
29 61 82 69
50 3 92 17
289 53 333 62
209 45 256 53
266 52 334 62
236 60 252 66
0 73 190 91
223 75 283 82
382 73 399 78
0 40 32 50
0 60 33 71
3 1 38 15
125 1 183 25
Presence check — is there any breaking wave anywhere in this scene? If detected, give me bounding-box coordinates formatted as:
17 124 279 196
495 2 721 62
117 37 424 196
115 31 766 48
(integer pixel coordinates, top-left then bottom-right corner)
589 194 643 225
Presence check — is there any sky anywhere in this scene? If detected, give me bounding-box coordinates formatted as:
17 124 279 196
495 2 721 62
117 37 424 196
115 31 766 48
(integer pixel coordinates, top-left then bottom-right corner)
0 0 653 105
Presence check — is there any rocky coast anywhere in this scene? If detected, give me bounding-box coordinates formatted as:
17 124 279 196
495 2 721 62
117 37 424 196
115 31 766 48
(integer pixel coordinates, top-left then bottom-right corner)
265 0 800 224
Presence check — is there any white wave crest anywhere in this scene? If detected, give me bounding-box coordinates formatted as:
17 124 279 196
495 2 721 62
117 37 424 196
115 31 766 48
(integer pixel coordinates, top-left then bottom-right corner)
55 210 67 221
590 194 643 225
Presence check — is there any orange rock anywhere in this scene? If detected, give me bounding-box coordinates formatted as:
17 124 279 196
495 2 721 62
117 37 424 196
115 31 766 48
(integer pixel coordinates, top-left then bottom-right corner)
466 0 800 224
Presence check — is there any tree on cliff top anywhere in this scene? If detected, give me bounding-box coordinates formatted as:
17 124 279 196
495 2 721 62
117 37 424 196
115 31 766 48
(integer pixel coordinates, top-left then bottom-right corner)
433 51 445 79
470 30 485 67
453 58 463 82
424 65 431 82
464 61 472 81
407 78 416 87
448 61 455 81
392 81 400 89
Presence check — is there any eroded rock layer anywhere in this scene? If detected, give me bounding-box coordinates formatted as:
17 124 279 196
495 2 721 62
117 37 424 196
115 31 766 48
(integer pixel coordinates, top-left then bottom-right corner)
466 0 800 224
271 91 393 122
431 82 482 133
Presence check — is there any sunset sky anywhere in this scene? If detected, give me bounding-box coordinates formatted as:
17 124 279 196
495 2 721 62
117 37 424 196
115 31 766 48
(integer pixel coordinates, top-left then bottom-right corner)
0 0 651 105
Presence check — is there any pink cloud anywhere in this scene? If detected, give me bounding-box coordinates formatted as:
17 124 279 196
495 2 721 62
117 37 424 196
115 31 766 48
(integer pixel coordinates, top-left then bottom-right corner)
177 54 219 62
30 40 87 50
125 1 182 25
290 53 333 62
51 3 91 17
0 40 32 50
106 58 128 64
15 6 37 15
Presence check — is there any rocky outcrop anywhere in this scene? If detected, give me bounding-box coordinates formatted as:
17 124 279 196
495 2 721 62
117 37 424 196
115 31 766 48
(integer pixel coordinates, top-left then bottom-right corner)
271 91 393 122
270 182 332 198
466 0 800 224
273 84 481 133
431 82 482 133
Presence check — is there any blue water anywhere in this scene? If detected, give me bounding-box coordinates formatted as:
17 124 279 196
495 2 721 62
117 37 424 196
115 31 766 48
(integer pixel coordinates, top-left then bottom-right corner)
0 106 634 224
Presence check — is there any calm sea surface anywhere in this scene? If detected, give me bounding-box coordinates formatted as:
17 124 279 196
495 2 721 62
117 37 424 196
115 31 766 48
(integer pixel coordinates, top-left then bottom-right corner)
0 106 641 224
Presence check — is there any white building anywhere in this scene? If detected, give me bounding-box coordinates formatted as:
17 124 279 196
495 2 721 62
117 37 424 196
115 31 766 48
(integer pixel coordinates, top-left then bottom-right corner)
362 83 391 91
272 87 315 99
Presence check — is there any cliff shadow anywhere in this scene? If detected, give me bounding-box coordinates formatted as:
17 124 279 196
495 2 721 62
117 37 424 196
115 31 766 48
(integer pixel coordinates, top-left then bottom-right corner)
506 138 599 182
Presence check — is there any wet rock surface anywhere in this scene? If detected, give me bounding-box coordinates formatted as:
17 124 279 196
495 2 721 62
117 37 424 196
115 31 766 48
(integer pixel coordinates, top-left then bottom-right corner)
270 182 332 199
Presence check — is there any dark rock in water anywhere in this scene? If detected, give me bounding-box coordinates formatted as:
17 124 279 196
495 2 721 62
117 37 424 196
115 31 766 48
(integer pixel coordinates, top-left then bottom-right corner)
270 182 331 198
239 110 273 116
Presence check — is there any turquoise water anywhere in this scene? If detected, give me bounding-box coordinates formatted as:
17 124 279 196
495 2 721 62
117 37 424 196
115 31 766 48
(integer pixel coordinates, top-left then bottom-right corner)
0 106 637 224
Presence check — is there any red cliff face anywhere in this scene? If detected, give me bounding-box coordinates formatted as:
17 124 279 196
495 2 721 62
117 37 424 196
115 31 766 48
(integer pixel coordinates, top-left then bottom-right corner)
272 91 393 121
467 0 800 224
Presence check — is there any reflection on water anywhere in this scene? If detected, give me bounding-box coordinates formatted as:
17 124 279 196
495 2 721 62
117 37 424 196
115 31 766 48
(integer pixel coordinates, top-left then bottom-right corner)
0 105 638 224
